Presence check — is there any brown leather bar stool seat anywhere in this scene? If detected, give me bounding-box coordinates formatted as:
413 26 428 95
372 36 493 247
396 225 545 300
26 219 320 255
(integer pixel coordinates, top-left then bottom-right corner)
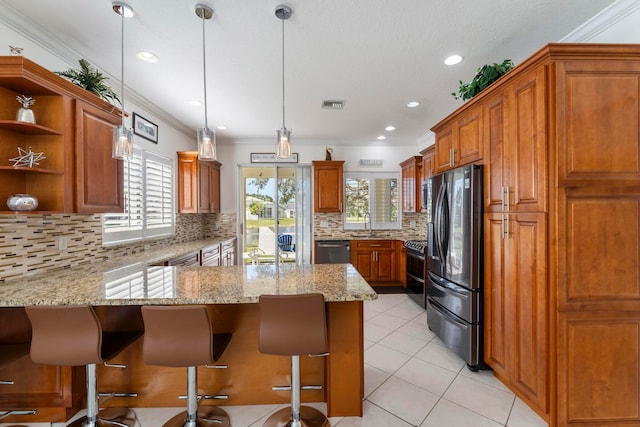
25 305 143 427
258 293 330 427
0 307 37 423
141 305 232 427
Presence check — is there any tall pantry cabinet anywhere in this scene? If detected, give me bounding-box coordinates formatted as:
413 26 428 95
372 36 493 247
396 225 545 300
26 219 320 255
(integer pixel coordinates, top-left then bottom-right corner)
431 44 640 427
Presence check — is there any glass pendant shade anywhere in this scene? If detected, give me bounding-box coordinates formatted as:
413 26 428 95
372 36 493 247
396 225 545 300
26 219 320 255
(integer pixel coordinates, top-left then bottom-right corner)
276 127 291 159
198 127 216 160
112 125 133 159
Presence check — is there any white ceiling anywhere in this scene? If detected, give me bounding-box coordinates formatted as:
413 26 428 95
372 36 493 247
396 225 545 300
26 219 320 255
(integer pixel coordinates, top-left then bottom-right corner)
0 0 616 147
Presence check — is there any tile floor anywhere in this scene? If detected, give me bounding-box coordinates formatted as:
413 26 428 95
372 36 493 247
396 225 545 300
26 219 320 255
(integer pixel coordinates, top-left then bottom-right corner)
4 294 549 427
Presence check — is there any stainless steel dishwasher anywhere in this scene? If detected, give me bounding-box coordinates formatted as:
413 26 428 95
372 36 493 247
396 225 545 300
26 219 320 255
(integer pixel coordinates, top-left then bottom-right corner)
315 240 351 264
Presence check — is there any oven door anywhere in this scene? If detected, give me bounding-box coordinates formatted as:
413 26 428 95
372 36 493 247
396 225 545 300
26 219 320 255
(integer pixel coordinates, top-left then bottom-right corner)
405 250 426 308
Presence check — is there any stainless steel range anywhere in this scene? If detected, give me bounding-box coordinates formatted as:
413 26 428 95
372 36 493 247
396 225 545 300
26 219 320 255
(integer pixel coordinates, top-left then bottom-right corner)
404 240 428 308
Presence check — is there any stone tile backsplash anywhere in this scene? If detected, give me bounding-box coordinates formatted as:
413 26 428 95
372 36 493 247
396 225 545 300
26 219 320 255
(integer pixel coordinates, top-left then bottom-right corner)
314 212 427 241
0 212 236 282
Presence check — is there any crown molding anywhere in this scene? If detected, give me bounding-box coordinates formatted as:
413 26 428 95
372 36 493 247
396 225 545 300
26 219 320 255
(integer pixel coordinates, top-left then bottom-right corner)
560 0 640 42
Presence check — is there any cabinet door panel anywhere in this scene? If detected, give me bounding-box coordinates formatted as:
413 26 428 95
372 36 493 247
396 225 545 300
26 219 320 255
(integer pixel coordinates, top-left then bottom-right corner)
484 92 508 212
508 213 547 412
313 161 344 212
510 68 546 212
483 213 509 377
558 312 640 425
178 155 198 213
199 162 211 213
434 126 454 173
75 101 123 213
352 250 373 282
375 250 395 282
457 106 483 165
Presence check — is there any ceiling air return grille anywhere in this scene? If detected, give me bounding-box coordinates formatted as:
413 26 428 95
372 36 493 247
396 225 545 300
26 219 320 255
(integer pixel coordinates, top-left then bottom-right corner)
322 100 345 109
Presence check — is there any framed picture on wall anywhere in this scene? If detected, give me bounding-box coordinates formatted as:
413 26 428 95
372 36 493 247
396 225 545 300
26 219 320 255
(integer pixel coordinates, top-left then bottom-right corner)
133 112 158 143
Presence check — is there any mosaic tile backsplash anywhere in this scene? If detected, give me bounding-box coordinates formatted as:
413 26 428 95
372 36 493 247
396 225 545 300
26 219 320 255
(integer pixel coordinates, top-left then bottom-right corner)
0 212 237 282
313 212 427 241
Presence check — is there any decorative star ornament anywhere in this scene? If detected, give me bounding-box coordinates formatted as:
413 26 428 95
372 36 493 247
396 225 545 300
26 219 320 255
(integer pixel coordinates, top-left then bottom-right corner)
9 146 46 168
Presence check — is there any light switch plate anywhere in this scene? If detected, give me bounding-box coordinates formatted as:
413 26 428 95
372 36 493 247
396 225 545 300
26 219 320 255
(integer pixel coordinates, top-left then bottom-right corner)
320 221 329 228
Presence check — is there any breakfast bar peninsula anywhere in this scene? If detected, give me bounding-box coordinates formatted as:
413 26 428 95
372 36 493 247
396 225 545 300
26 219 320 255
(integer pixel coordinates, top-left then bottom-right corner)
0 261 377 423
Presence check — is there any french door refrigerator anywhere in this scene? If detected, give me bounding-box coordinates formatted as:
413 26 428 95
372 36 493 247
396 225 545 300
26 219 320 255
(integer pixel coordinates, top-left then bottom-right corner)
426 164 485 370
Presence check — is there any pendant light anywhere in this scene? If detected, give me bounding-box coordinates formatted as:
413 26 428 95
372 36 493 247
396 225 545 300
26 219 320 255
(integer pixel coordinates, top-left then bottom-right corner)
196 4 216 160
275 5 292 159
112 1 134 160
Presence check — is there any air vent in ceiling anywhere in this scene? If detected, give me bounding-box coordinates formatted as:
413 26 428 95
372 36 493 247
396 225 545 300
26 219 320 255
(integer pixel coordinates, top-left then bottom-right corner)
322 100 345 109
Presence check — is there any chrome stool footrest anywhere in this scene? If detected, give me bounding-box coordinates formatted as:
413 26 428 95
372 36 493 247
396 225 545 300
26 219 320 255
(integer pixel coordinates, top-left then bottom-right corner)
163 407 230 427
0 409 37 420
263 406 330 427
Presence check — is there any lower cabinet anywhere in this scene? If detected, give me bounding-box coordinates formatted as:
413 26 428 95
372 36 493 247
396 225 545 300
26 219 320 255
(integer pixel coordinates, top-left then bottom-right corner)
0 307 82 423
484 212 548 415
166 251 200 267
221 239 236 266
201 244 221 266
351 240 398 284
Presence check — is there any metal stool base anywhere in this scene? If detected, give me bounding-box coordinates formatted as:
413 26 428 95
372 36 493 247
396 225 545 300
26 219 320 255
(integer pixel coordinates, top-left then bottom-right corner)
66 407 136 427
263 406 330 427
163 407 231 427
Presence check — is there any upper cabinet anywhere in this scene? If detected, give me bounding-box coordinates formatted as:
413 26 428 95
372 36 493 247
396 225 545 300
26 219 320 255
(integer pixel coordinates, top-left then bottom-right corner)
0 56 123 214
400 156 422 213
432 103 483 173
177 151 221 214
313 160 344 213
419 145 435 213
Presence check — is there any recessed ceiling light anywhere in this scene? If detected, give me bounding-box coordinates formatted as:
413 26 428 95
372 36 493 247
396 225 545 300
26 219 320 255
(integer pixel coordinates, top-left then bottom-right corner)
137 51 158 63
216 125 227 130
189 100 202 106
377 135 386 140
444 54 463 66
385 125 396 132
407 101 420 108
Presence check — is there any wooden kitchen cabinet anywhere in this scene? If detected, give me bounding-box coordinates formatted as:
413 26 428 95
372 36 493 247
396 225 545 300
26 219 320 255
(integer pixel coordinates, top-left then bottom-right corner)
0 307 82 423
313 160 344 212
484 212 548 413
484 67 546 214
75 100 124 213
432 103 483 173
400 156 422 213
221 238 236 265
351 240 396 284
0 56 123 214
166 251 200 266
201 243 221 266
177 151 221 213
431 44 640 426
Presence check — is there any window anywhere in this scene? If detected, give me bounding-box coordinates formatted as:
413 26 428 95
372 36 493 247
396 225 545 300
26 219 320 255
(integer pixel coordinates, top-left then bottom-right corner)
102 148 174 245
344 172 400 230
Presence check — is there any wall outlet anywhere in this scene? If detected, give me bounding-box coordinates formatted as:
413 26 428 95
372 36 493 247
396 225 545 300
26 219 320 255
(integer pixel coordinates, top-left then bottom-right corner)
58 236 68 250
144 244 150 251
410 220 416 228
215 222 221 230
320 221 329 228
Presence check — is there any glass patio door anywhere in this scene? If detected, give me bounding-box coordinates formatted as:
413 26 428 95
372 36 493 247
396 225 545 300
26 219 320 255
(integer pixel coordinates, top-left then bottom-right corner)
238 164 311 265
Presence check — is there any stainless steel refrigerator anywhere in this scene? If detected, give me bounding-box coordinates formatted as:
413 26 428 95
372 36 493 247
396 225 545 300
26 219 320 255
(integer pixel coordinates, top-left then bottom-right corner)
426 164 485 371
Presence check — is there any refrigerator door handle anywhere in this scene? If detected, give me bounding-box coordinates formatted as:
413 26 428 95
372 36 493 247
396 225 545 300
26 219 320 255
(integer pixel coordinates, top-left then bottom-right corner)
434 181 447 262
429 299 469 329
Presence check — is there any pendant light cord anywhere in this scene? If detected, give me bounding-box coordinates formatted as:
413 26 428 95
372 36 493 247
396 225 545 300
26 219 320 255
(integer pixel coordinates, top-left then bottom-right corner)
281 17 286 129
202 13 209 130
120 7 125 127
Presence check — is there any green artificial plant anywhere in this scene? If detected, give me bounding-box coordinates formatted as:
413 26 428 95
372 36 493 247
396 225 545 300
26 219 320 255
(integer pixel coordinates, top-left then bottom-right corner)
56 59 120 105
452 59 515 101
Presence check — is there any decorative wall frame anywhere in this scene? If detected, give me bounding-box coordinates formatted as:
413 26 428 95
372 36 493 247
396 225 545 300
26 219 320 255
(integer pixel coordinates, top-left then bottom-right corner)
133 112 158 143
250 152 299 163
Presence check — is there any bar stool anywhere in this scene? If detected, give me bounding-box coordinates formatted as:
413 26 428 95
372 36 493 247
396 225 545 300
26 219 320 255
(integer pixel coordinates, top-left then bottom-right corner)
25 305 143 427
258 293 330 427
0 307 37 422
141 305 232 427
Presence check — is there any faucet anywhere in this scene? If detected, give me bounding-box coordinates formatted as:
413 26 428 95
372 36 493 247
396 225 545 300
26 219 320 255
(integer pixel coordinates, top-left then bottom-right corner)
363 212 373 237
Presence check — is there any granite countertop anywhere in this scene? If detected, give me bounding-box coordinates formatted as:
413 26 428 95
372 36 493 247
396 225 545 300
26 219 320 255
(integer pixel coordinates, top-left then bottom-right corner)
0 235 377 306
0 262 377 306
